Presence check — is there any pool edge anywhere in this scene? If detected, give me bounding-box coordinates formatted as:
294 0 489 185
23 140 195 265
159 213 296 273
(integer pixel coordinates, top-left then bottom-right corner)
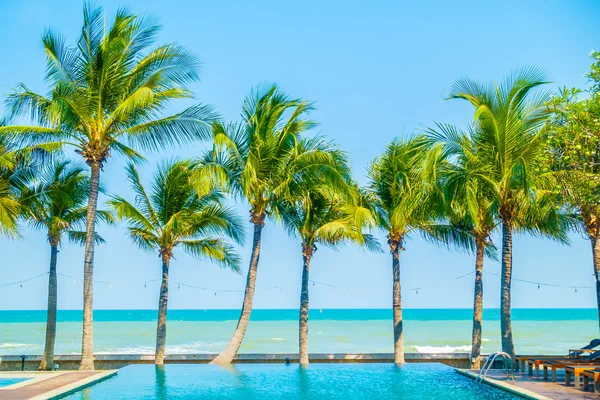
39 370 118 400
455 369 552 400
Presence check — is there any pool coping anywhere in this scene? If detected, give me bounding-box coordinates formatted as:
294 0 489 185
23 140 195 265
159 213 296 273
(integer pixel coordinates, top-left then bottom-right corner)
455 369 552 400
40 370 118 400
0 371 67 390
0 370 118 399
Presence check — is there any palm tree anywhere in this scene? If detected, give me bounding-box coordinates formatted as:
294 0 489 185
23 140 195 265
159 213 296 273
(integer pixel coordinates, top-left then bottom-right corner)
545 84 600 329
1 3 218 369
0 135 27 238
447 68 561 359
277 138 379 364
19 160 113 370
427 123 498 369
109 160 243 365
367 135 443 364
206 84 338 365
0 125 54 237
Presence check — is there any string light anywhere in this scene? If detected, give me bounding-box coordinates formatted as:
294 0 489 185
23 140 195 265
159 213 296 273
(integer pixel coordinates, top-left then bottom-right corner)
0 272 48 288
482 271 592 291
309 279 386 297
1 269 594 296
406 271 474 294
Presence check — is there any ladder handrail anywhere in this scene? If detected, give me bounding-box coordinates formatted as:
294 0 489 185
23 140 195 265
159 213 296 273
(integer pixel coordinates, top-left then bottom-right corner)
476 351 515 382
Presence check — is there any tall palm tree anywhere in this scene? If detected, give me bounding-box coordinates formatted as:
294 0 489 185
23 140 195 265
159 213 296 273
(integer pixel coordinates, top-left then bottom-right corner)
206 84 337 365
109 160 243 365
367 135 444 364
19 160 112 371
427 123 498 369
448 68 561 359
277 138 380 364
1 3 218 369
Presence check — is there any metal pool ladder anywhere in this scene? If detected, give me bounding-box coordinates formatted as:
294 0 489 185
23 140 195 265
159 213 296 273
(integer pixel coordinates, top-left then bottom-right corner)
476 351 515 382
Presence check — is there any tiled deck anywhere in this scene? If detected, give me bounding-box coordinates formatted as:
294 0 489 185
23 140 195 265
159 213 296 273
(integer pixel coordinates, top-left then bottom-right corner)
0 370 116 399
459 369 599 400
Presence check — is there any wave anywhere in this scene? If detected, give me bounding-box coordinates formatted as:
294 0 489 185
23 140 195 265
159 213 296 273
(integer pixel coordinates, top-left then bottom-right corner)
0 343 35 349
482 338 490 342
95 346 154 355
272 338 284 341
95 341 229 355
414 345 471 353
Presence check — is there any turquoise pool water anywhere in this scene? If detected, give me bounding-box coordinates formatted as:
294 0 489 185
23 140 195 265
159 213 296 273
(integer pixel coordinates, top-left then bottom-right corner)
62 363 520 399
0 377 29 387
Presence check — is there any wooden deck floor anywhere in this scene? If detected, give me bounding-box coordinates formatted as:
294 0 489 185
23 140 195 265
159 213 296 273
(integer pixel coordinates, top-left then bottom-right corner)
461 369 600 400
0 370 116 400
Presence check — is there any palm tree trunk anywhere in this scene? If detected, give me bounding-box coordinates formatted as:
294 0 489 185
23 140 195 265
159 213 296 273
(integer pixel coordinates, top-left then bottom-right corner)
40 240 59 371
79 163 101 371
470 236 485 369
211 221 264 365
391 237 404 364
500 221 516 360
155 256 170 365
590 236 600 330
299 243 313 365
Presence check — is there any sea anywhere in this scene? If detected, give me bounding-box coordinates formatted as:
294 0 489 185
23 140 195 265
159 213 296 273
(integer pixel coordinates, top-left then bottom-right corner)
0 309 596 356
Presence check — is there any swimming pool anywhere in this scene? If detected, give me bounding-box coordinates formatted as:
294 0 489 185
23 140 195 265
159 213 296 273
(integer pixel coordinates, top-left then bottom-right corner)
61 363 520 399
0 377 29 388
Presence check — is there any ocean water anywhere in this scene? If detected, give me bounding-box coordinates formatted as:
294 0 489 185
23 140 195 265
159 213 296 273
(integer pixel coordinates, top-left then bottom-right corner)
0 309 596 356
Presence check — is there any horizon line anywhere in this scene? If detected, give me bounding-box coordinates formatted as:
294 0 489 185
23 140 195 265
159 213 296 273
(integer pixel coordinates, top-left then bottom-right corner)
1 307 596 312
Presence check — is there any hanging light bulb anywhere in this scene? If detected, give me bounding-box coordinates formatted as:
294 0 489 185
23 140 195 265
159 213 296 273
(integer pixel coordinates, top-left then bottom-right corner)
214 292 217 296
144 283 146 288
178 283 181 289
20 284 22 288
312 282 315 287
537 284 540 289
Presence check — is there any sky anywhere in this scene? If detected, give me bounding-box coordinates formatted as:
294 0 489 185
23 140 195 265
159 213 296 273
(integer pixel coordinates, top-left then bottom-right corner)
0 0 599 310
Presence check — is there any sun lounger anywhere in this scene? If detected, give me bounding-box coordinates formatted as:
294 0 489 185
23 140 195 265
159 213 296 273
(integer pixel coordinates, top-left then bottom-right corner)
582 368 600 393
569 339 600 357
518 355 561 375
524 340 600 376
541 355 600 382
564 365 600 388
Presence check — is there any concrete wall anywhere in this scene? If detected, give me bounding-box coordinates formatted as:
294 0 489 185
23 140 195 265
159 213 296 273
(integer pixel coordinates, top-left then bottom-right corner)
0 353 472 371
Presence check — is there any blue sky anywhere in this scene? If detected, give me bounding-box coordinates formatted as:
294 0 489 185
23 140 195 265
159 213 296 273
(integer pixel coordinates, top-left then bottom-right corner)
0 0 599 310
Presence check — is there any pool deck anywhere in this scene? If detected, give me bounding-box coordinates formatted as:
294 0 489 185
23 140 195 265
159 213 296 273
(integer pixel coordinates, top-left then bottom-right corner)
458 369 599 400
0 370 117 399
